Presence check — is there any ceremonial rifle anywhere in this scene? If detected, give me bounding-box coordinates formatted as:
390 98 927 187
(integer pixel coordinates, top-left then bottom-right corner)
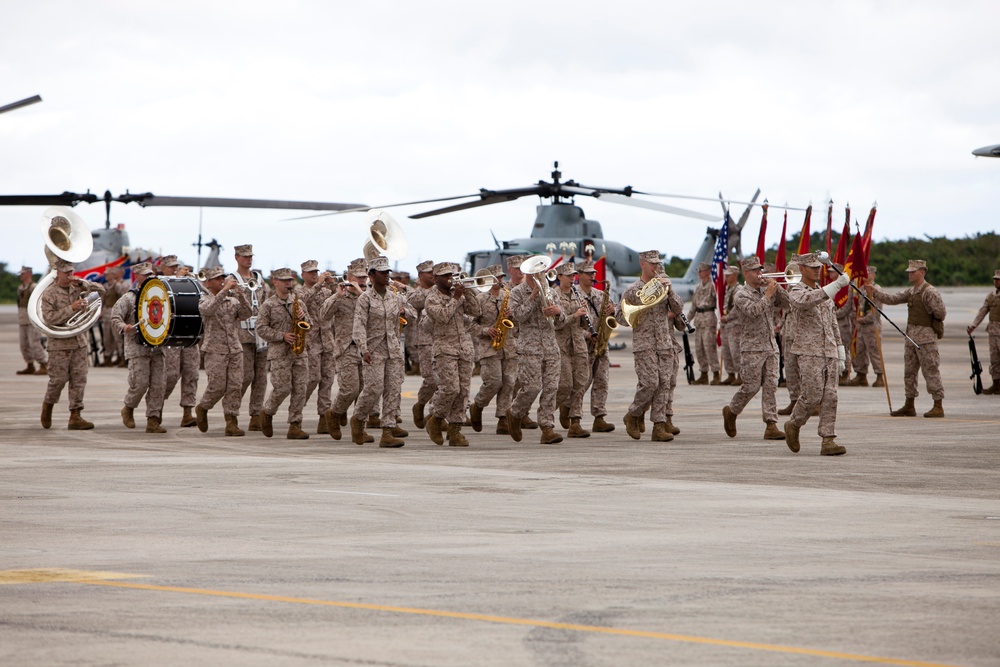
969 335 984 395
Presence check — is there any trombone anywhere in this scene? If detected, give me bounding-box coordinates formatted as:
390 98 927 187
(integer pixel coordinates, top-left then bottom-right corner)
760 267 802 284
453 270 499 292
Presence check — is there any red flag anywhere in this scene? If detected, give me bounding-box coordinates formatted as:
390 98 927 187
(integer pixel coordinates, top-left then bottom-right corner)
594 256 607 287
796 205 812 255
859 204 876 276
755 202 768 262
837 226 864 307
774 211 788 273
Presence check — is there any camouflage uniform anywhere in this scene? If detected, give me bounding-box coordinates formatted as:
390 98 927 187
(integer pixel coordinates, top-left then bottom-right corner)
163 345 200 412
508 277 566 428
970 285 1000 384
687 278 720 374
42 277 105 412
257 289 311 424
112 288 165 420
835 293 855 375
407 283 438 410
581 284 610 419
231 270 271 421
871 280 947 402
323 285 364 416
787 282 841 437
555 284 592 421
353 285 412 428
781 301 801 403
473 287 517 418
100 275 129 363
618 277 684 424
852 284 884 376
197 287 251 416
720 276 743 376
728 282 790 424
301 277 337 419
17 276 48 365
427 282 481 425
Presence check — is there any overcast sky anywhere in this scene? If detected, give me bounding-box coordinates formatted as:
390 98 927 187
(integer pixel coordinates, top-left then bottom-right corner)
3 0 998 275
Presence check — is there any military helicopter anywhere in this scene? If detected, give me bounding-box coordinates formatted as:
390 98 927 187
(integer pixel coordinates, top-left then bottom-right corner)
0 190 367 280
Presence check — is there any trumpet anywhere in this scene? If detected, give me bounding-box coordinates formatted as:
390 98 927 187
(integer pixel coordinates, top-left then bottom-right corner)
760 267 802 284
453 271 499 292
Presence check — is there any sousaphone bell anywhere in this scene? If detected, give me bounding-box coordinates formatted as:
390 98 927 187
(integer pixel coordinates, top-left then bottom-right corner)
362 209 408 261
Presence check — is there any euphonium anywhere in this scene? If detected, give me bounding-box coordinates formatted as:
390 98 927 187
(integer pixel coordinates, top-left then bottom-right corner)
593 284 618 358
491 288 515 351
291 292 310 354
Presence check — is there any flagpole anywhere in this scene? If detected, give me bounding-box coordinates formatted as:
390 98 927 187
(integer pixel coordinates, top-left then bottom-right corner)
875 322 892 413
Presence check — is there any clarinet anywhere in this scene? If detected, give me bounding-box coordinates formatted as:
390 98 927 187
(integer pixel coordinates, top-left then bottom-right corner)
572 285 597 336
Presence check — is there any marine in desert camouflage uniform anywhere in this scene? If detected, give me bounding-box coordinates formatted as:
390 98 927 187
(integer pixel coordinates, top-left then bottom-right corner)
686 261 720 385
230 244 272 431
469 264 517 435
829 263 856 385
256 268 311 440
99 266 129 366
195 267 252 436
553 263 592 438
322 259 369 441
778 255 803 416
719 266 743 385
577 261 615 433
967 269 1000 395
617 249 685 443
111 262 166 434
869 259 947 418
783 253 850 456
300 260 338 434
406 260 437 429
721 256 791 442
848 266 885 387
159 256 201 427
39 260 106 430
16 265 48 375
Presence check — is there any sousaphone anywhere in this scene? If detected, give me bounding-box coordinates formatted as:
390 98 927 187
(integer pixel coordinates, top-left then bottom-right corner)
362 209 408 261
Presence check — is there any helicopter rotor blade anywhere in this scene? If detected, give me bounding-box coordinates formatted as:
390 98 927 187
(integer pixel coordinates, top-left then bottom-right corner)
409 187 546 219
560 186 721 222
735 188 761 229
0 192 99 207
113 193 369 211
632 189 806 211
283 193 485 221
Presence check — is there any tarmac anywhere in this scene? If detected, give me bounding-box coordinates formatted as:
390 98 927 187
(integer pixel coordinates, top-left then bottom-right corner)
1 286 998 667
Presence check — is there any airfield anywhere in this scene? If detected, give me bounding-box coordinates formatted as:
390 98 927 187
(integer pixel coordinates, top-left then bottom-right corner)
1 288 998 667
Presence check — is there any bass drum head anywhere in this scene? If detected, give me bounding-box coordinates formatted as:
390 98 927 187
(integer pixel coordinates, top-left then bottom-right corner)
137 278 172 346
137 277 204 348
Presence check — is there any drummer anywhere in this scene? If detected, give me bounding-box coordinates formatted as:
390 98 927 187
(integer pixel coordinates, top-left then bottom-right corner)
110 262 168 434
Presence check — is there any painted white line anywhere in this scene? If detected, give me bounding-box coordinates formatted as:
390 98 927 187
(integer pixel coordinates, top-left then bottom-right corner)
314 490 400 497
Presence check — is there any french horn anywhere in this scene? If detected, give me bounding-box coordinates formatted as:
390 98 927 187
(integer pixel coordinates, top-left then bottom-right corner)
621 277 671 328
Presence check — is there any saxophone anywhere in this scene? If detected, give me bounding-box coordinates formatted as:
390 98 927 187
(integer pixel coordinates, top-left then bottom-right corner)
290 291 310 355
593 285 618 358
491 288 515 351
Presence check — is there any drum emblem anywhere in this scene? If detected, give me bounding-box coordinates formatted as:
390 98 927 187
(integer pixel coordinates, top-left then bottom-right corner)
146 298 164 327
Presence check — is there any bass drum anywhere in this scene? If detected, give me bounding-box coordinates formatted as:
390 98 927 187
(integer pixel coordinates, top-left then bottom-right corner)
136 277 204 348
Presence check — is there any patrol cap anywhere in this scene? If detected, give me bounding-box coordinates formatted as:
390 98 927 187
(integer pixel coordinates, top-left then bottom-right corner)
131 262 154 276
201 266 225 280
697 261 711 272
555 262 578 276
578 260 597 274
868 265 877 274
639 250 661 264
301 259 319 273
487 263 506 278
416 260 434 273
433 261 460 276
234 244 253 257
349 259 369 277
505 254 527 270
271 267 295 280
993 269 1000 280
724 265 740 276
20 265 32 273
161 255 180 268
795 253 822 268
740 256 763 272
368 257 391 272
54 260 76 273
905 259 927 272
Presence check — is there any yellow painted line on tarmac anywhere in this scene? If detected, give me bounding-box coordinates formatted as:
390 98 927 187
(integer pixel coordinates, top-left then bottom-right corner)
47 577 960 667
0 568 146 585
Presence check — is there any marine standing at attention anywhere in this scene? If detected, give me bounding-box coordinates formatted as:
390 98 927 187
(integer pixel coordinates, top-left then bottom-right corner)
719 266 743 386
16 265 48 376
686 261 720 385
967 269 1000 395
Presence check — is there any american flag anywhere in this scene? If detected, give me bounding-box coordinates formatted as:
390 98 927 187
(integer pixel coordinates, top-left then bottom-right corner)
710 214 730 282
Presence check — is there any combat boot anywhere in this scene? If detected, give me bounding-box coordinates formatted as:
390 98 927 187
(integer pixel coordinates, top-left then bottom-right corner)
720 373 735 386
872 374 885 388
181 406 198 427
848 373 868 387
623 412 641 440
447 423 469 447
651 422 674 442
559 405 570 429
777 399 796 416
412 402 426 429
539 426 563 444
326 411 342 440
146 417 166 434
390 424 409 438
821 436 846 456
121 405 135 429
248 414 262 431
521 415 538 429
923 400 944 418
496 415 510 435
351 416 367 445
591 416 615 433
710 372 721 386
68 410 94 430
982 380 1000 395
890 397 916 417
426 415 445 446
506 410 522 442
469 402 483 432
224 414 245 437
117 357 128 368
366 413 381 429
16 362 35 375
287 422 310 440
41 402 53 429
838 370 850 386
731 374 742 386
379 427 405 448
763 422 785 440
638 413 646 433
196 406 210 432
663 416 680 435
722 405 737 438
567 417 590 438
693 371 708 385
317 413 329 435
784 420 800 453
261 412 274 438
35 363 48 376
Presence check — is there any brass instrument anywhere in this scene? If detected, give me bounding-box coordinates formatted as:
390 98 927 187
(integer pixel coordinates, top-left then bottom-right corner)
390 282 407 333
621 277 671 328
454 269 499 292
760 266 802 284
491 288 515 351
593 285 618 358
520 255 556 329
362 209 408 261
290 292 310 354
